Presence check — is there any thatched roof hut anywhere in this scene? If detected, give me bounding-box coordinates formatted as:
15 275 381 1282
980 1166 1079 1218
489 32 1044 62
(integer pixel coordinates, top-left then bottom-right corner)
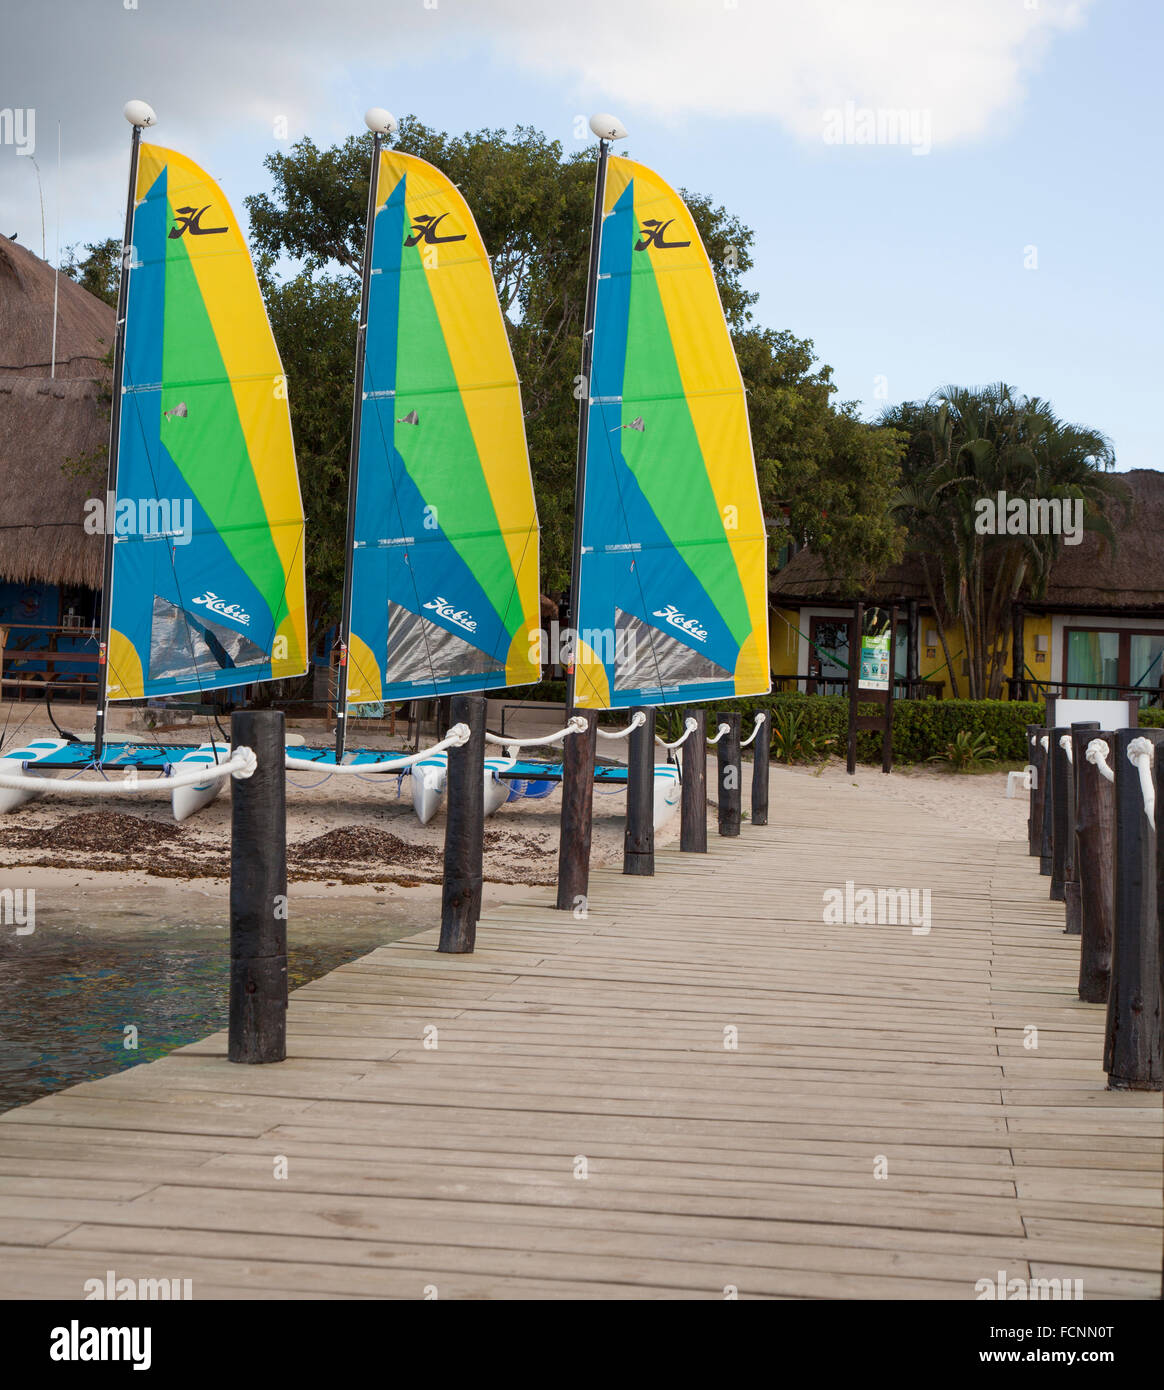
771 470 1163 616
0 234 112 589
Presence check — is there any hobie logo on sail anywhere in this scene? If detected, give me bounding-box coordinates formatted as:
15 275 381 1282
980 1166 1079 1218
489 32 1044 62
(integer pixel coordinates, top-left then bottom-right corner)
424 597 477 633
405 213 466 247
634 218 691 252
169 205 228 239
652 606 707 642
193 592 250 627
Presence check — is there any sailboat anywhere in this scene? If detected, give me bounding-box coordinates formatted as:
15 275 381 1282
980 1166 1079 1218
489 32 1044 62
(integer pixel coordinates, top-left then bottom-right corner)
282 109 541 822
570 129 770 712
0 101 308 819
550 117 770 826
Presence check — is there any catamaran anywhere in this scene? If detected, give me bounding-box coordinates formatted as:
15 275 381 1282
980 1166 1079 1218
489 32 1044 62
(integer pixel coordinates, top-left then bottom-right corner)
491 116 770 822
0 100 309 818
280 108 543 822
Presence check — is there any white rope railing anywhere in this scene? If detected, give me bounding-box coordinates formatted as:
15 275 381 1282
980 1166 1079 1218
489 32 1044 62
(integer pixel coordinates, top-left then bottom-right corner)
1039 734 1050 752
1059 733 1073 764
596 711 647 740
285 723 470 775
1127 737 1156 830
484 716 588 749
655 717 698 751
741 712 768 748
0 746 257 795
1086 738 1115 784
707 722 731 745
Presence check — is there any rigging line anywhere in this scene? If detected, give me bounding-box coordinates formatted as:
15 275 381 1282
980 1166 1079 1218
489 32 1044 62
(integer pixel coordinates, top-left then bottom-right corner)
361 356 441 699
592 396 668 702
484 514 539 674
0 695 44 756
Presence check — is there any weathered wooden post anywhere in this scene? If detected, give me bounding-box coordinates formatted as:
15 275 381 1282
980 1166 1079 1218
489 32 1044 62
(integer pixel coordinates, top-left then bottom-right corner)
717 711 742 837
1039 729 1054 877
1105 728 1163 1090
750 712 770 827
1049 725 1070 903
1063 721 1099 935
229 709 287 1064
440 694 485 953
1075 728 1115 1004
1026 723 1045 859
680 707 707 853
623 706 655 876
556 709 598 911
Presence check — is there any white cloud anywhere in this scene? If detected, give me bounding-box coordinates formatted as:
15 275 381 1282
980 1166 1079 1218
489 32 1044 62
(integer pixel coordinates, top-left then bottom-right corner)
0 0 1095 250
488 0 1094 146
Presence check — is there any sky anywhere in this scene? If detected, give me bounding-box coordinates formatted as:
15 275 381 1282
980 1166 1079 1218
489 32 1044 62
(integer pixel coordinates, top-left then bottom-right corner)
2 0 1160 470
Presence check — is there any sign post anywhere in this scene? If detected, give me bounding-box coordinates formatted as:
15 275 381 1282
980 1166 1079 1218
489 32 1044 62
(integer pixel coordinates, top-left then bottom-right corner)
846 603 897 775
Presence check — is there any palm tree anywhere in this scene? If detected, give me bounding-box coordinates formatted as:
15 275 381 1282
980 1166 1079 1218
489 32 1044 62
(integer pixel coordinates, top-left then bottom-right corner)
884 384 1126 699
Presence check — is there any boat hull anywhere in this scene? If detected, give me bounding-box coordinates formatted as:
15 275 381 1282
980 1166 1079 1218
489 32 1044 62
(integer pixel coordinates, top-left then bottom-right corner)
0 739 70 813
171 742 231 823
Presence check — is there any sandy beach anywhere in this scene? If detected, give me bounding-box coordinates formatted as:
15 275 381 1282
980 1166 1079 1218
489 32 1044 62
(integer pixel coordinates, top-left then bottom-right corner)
0 701 1027 904
0 702 677 899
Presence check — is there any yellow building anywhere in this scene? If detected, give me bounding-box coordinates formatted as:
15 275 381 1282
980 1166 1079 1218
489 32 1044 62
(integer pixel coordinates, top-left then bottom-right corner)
769 471 1164 704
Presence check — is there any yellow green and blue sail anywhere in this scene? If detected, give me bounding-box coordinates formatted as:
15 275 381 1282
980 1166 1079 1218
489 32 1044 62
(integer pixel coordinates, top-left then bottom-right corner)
106 144 307 701
344 149 540 705
573 155 770 709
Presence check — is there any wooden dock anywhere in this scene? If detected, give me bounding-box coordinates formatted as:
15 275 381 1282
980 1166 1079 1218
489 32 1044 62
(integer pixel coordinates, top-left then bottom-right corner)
1 769 1160 1299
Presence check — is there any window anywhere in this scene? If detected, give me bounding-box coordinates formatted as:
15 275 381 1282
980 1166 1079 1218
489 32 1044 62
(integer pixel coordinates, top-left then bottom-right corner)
1064 627 1164 706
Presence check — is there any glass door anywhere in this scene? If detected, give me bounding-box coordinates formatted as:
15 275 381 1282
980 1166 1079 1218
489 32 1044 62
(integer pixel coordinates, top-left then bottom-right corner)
807 616 850 695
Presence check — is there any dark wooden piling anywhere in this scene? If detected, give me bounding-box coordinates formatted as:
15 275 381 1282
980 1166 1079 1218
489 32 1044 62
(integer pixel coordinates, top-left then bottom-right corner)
750 713 770 827
623 706 655 876
680 707 707 853
1040 728 1054 876
1026 723 1045 858
439 694 485 953
229 709 287 1064
1049 726 1070 903
1063 721 1100 935
717 711 742 837
1075 728 1115 1004
556 709 598 911
1106 727 1163 1090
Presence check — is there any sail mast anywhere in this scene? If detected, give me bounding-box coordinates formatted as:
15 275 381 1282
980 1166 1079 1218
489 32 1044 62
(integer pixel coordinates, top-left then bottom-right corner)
565 114 627 712
335 107 397 761
94 100 155 762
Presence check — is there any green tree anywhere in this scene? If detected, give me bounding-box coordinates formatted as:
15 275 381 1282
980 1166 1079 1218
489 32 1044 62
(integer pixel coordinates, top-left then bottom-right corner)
884 383 1126 697
61 236 120 307
736 326 907 590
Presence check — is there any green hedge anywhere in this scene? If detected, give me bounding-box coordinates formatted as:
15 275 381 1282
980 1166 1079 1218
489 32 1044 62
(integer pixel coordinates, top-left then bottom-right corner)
492 683 1065 764
708 692 1046 765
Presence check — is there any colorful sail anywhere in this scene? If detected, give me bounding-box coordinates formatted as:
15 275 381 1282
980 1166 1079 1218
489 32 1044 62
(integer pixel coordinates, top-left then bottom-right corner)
344 149 540 705
572 156 769 709
105 144 307 701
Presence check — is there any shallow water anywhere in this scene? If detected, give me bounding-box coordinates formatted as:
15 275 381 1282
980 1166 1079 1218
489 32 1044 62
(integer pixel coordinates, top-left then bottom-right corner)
0 888 430 1113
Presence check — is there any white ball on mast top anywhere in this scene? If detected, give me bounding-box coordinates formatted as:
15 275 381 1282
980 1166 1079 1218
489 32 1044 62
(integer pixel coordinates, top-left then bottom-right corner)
364 108 398 136
123 100 157 128
589 113 628 141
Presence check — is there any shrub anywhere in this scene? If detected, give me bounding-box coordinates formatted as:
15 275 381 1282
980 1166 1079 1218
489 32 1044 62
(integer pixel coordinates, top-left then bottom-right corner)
705 692 1045 765
926 729 999 771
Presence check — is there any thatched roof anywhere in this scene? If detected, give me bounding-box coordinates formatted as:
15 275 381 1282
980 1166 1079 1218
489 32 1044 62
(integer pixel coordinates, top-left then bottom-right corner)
0 234 112 588
772 469 1163 614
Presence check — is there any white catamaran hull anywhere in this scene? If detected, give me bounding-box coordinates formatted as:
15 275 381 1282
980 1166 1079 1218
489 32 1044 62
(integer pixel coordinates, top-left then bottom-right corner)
171 742 231 823
0 739 70 814
653 764 682 830
411 758 448 825
410 754 514 825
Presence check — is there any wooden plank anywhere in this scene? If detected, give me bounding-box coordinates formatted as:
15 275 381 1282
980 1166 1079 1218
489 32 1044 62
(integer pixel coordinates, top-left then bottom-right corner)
0 762 1158 1298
